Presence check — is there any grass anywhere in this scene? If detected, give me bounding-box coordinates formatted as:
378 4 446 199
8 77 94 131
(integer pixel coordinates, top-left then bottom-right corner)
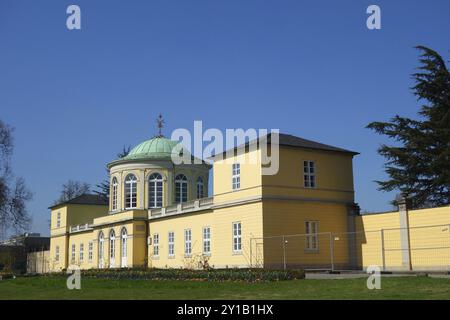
0 276 449 300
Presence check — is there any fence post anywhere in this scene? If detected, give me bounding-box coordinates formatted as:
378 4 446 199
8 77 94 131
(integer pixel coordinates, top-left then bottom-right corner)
249 238 253 268
381 229 386 271
330 233 335 272
282 236 286 270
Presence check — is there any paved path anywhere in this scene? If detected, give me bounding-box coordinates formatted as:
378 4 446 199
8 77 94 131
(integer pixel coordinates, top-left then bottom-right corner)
305 272 417 280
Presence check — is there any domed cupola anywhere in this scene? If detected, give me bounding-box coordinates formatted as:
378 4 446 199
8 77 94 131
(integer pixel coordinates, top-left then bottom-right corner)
123 137 180 161
106 115 211 212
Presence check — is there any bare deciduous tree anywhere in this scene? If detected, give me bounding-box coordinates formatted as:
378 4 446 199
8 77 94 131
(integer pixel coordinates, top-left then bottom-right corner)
0 119 33 237
55 180 90 204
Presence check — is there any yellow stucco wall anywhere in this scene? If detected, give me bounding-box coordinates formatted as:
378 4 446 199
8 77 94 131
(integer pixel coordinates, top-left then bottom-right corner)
50 204 108 235
262 147 355 203
261 200 350 269
49 235 68 271
213 149 262 204
93 220 147 269
67 231 96 269
148 202 263 269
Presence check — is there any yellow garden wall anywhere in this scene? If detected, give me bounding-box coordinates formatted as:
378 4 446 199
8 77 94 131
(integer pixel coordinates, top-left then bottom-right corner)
407 207 450 270
355 206 450 271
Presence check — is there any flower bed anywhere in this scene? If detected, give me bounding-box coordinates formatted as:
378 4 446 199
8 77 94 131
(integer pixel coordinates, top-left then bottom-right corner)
48 268 305 282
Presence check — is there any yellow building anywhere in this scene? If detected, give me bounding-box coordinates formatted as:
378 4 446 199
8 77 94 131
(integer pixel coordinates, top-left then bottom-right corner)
49 131 361 271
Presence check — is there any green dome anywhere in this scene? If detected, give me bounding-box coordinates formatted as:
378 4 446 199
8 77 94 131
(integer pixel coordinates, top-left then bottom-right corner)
123 137 180 161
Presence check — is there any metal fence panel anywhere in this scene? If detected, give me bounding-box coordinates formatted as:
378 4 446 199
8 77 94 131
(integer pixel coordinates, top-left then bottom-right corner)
250 224 450 271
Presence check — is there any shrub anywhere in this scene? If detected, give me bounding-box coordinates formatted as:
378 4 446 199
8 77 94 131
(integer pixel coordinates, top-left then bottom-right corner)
71 268 305 282
0 272 14 280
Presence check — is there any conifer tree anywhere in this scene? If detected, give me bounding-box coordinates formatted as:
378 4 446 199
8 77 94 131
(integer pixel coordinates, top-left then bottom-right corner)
367 46 450 208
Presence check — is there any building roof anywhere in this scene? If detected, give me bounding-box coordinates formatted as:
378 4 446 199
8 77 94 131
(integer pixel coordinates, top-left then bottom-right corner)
212 133 359 159
125 137 180 160
107 136 209 168
269 133 359 155
49 194 108 209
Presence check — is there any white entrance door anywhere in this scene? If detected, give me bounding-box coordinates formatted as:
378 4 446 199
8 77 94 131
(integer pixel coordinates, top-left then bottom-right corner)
121 229 128 268
109 230 116 268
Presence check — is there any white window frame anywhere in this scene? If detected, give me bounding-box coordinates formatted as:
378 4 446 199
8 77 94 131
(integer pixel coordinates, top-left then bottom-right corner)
149 173 163 208
112 177 118 211
124 174 137 209
305 221 319 251
79 243 84 262
232 163 240 190
232 222 242 253
175 174 188 203
303 160 316 188
184 229 192 257
55 245 60 262
88 242 93 262
168 231 175 257
203 227 211 255
196 177 204 199
71 244 76 263
56 212 61 228
153 233 159 257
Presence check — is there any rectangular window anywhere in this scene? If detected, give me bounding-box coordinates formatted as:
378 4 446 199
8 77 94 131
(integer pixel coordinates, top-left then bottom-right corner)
184 229 192 256
79 243 84 262
203 227 211 255
232 222 242 253
168 231 175 257
56 212 61 228
88 242 93 262
305 221 319 251
71 244 76 262
303 161 316 188
55 246 60 262
175 180 188 203
232 163 240 190
153 233 159 257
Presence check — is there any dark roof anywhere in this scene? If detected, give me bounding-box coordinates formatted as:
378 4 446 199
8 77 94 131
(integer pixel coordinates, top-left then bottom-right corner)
212 133 359 159
49 194 108 209
269 133 359 155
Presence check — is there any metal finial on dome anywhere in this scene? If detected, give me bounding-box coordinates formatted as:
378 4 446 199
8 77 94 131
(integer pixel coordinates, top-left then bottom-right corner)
156 114 164 137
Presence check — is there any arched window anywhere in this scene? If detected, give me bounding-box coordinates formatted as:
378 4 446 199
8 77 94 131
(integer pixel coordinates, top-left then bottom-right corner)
98 231 104 268
120 228 128 268
111 177 118 211
175 174 188 203
124 174 137 209
109 229 116 268
148 173 163 208
196 177 204 199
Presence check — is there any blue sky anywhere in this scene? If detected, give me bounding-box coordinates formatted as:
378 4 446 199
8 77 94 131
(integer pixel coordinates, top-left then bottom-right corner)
1 0 449 236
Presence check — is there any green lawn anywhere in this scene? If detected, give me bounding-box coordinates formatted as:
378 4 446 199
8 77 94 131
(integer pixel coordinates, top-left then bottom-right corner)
0 276 449 300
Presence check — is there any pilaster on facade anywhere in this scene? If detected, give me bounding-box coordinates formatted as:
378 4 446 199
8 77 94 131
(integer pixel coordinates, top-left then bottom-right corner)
397 195 412 271
347 203 360 269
